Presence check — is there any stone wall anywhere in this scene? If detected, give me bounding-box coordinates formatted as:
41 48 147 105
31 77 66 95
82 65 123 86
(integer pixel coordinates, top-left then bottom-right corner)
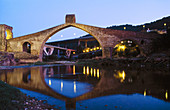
0 51 16 66
0 24 13 52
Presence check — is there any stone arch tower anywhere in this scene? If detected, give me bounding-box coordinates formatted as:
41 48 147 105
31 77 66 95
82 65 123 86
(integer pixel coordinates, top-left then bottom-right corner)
0 24 13 51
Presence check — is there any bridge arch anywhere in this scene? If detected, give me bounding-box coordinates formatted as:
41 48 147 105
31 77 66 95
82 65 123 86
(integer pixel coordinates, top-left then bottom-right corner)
112 38 144 57
39 23 104 60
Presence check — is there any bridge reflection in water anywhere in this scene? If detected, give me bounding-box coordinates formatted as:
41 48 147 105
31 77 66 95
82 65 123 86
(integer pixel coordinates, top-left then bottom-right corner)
0 65 170 110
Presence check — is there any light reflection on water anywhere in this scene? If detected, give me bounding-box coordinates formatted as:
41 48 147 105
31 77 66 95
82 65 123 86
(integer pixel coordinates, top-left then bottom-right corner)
0 65 170 110
45 78 93 98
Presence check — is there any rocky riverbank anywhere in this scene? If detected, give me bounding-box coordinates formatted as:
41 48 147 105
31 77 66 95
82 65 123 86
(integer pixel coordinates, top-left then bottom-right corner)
0 51 17 66
0 81 58 110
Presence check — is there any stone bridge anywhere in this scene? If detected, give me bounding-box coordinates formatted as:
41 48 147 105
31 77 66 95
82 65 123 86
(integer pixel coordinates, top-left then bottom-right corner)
0 14 160 61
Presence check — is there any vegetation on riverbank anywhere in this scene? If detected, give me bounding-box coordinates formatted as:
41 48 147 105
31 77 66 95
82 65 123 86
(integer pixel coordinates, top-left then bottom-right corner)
76 56 169 70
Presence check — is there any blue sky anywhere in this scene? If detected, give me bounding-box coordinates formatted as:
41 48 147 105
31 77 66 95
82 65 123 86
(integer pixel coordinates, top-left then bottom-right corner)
0 0 169 42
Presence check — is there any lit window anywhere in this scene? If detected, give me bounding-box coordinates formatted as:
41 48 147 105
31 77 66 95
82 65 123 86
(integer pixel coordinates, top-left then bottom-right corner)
6 29 12 39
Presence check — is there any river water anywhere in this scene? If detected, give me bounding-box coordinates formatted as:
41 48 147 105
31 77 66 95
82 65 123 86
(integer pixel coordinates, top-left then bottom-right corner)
0 64 170 110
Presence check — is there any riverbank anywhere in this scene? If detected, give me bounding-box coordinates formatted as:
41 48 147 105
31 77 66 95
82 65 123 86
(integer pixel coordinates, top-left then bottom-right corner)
0 81 58 110
0 61 76 69
0 56 169 70
76 57 170 70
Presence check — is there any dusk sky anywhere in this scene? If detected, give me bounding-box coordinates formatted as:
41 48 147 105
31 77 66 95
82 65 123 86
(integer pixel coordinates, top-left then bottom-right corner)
0 0 170 42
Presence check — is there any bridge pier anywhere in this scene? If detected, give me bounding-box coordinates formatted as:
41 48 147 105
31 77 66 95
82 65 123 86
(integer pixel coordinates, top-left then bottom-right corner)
102 47 112 58
57 44 60 57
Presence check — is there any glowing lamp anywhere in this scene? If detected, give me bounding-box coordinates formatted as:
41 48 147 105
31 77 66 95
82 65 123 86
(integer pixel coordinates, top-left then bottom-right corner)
144 89 146 96
164 23 167 26
165 90 168 100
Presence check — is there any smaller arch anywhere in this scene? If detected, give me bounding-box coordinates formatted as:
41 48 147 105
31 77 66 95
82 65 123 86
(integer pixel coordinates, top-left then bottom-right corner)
112 39 141 58
23 42 31 53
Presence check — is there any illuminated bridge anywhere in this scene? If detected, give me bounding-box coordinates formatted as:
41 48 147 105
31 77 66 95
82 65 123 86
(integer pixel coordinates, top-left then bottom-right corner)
0 14 161 62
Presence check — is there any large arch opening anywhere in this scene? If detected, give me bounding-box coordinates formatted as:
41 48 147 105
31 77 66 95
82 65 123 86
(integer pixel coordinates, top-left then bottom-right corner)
112 39 140 58
23 42 31 53
42 26 102 61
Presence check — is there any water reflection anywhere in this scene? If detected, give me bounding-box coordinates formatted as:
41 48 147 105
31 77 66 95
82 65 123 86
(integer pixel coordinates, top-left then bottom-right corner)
0 65 170 110
43 67 54 77
48 79 51 86
73 65 76 75
74 81 76 93
114 70 126 82
144 89 147 96
166 90 168 100
61 80 63 92
83 66 101 79
23 70 31 83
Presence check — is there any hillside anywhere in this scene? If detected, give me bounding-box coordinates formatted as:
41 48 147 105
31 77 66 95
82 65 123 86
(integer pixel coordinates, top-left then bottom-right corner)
107 16 170 31
81 16 170 38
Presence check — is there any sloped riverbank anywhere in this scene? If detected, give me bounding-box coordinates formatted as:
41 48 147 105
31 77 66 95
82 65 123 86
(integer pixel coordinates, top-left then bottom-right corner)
0 81 58 110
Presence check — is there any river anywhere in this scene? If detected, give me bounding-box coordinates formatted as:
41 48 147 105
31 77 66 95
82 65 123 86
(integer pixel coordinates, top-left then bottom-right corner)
0 64 170 110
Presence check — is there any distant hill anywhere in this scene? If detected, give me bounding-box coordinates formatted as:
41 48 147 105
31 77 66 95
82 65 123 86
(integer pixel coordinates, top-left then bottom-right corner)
107 16 170 31
81 16 170 38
